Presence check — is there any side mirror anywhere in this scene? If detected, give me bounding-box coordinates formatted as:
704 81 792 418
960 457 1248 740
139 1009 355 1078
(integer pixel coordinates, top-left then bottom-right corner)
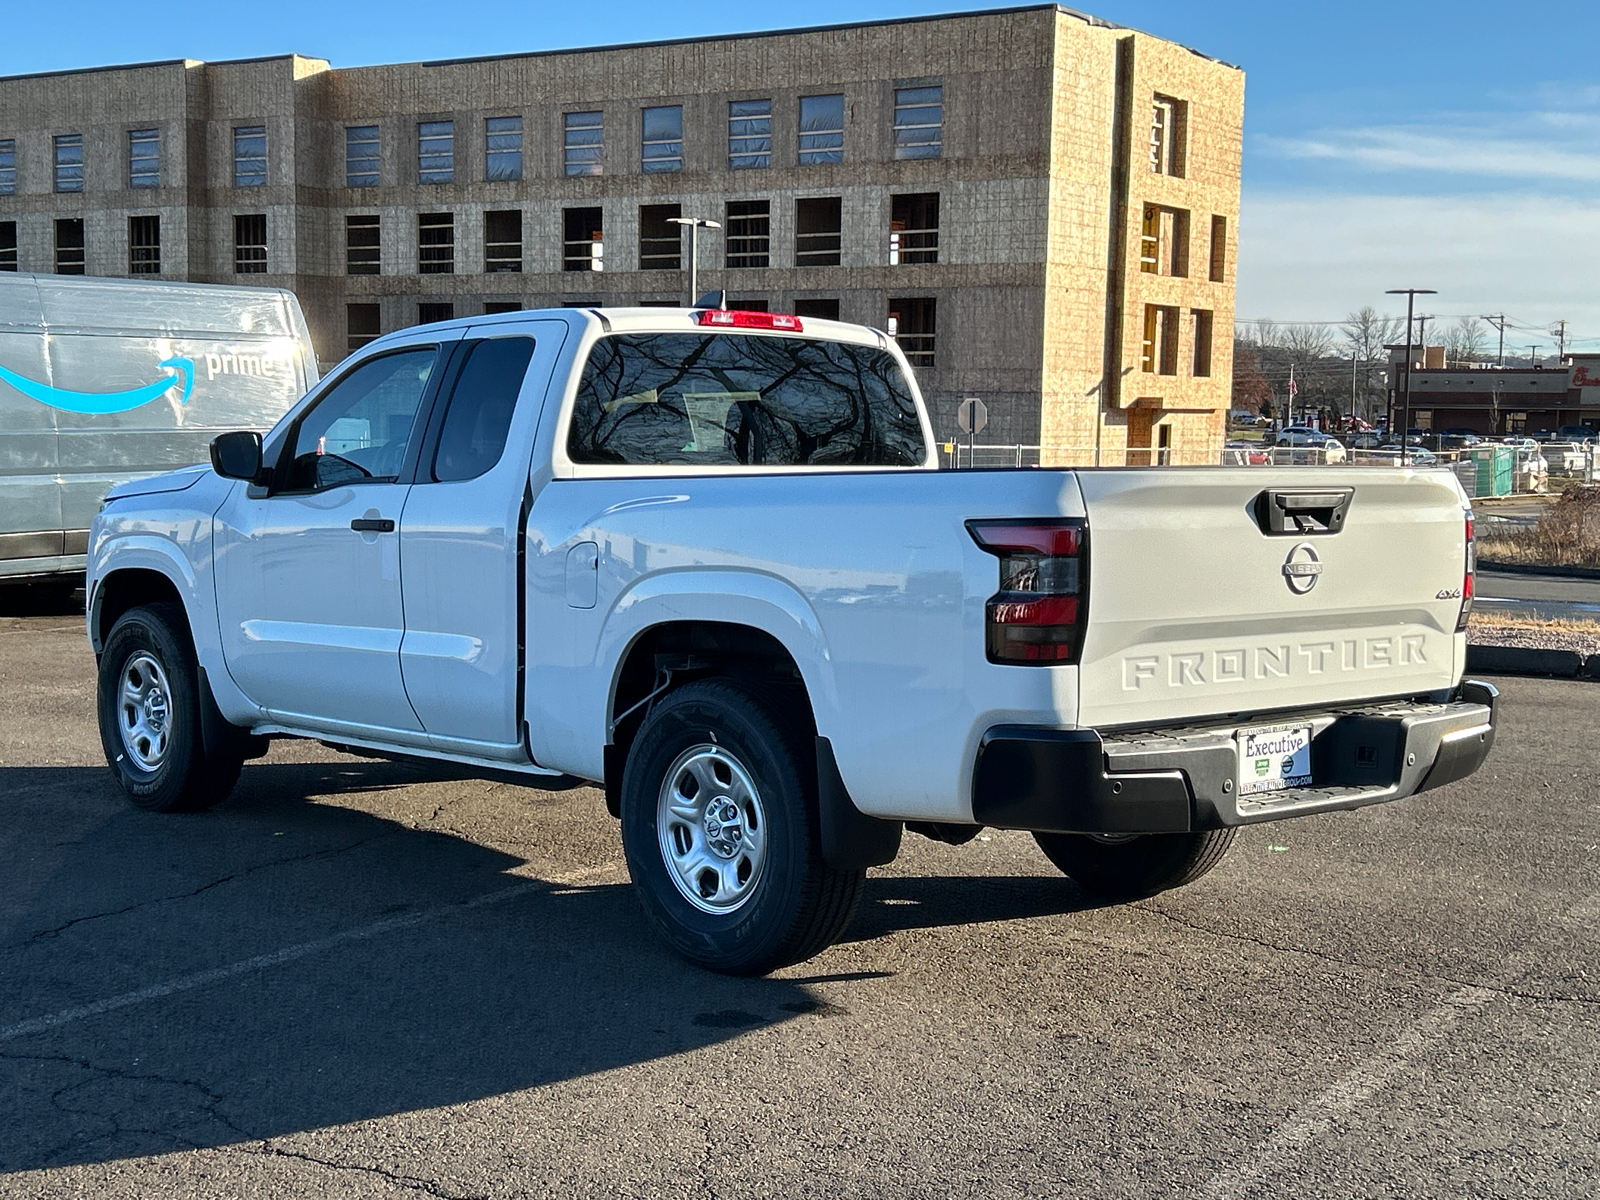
210 430 264 482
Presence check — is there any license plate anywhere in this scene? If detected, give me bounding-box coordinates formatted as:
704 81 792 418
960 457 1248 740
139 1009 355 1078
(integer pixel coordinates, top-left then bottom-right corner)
1236 723 1313 796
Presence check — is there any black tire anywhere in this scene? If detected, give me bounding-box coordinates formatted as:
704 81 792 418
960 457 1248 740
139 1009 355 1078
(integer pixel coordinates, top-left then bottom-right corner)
619 679 864 976
97 602 242 813
1033 828 1237 899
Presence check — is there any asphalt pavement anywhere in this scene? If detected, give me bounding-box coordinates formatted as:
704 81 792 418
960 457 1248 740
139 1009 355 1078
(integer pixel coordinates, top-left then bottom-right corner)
1475 565 1600 623
2 599 1597 1198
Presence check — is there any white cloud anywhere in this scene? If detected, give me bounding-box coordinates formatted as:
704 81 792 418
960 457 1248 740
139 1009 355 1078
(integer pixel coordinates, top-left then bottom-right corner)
1259 127 1600 182
1236 191 1600 346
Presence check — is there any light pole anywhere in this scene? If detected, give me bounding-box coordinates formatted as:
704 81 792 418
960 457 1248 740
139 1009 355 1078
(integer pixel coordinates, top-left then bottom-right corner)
667 217 721 308
1386 288 1436 466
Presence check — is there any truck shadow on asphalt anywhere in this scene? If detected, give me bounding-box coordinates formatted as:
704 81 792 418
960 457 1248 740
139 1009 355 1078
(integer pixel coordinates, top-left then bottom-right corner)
0 759 1096 1174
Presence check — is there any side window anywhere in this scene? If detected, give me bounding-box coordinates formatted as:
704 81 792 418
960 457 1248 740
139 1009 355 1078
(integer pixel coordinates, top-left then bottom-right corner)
567 334 926 468
283 348 438 492
432 337 537 482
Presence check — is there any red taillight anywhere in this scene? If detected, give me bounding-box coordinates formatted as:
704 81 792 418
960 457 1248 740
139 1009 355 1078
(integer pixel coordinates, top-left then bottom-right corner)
1457 509 1474 633
695 310 804 332
968 518 1087 665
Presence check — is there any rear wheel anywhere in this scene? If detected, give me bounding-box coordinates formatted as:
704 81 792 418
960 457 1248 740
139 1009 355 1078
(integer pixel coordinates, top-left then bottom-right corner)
620 679 863 975
97 602 243 813
1033 829 1236 899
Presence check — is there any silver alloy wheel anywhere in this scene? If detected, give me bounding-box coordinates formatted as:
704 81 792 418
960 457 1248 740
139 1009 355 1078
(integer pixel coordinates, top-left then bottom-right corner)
657 743 768 915
119 652 174 773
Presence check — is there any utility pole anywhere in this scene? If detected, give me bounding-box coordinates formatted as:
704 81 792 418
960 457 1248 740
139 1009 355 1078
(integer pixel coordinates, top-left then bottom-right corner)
1387 288 1437 467
1416 314 1432 363
1553 320 1567 363
1484 314 1508 367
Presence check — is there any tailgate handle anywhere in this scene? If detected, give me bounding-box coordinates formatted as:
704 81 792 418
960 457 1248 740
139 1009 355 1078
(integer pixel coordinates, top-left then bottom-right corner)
1254 488 1352 536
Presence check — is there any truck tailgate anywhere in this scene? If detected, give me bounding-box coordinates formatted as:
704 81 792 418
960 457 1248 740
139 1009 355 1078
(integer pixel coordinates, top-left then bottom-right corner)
1075 468 1468 729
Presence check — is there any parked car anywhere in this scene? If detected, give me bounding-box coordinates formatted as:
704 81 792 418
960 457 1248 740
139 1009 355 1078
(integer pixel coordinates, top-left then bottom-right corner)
1377 444 1440 466
0 273 318 595
1276 427 1347 463
87 305 1497 974
1436 429 1484 450
1557 425 1596 443
1348 432 1386 450
1541 441 1589 473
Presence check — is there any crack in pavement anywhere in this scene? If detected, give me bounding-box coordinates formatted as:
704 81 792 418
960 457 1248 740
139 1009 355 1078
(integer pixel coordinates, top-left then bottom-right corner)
1 1047 252 1171
1134 902 1600 1009
249 1144 490 1200
5 831 400 950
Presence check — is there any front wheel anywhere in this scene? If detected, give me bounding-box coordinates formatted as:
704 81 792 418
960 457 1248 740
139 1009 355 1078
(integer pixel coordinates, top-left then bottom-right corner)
619 680 863 975
1033 829 1236 899
97 602 242 813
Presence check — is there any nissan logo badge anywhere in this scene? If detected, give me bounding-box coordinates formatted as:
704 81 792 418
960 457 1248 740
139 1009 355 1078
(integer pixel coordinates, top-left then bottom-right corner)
1283 543 1322 595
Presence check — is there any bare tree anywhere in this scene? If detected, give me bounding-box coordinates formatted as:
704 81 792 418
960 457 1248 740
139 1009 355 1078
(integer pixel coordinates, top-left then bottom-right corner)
1340 306 1403 364
1280 324 1336 361
1444 316 1488 366
1232 342 1271 416
1251 318 1281 348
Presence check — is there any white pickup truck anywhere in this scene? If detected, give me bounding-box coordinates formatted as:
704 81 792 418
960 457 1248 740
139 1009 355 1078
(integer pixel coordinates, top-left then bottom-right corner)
88 307 1497 974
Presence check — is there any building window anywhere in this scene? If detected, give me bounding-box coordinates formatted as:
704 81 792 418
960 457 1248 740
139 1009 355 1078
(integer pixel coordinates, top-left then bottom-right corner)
795 197 841 267
234 214 267 273
346 214 380 275
483 300 522 315
640 204 681 270
418 302 455 325
641 106 683 174
1141 304 1180 375
1150 95 1187 177
1139 204 1189 277
793 298 840 320
1193 309 1213 378
798 95 844 165
890 193 939 265
486 116 523 181
893 85 943 160
0 221 18 271
347 303 381 354
888 297 936 367
1209 214 1227 282
233 125 266 187
128 215 160 275
54 134 84 193
563 207 604 271
129 128 160 188
346 125 379 187
485 209 522 272
55 218 86 274
725 200 770 268
418 211 454 274
0 139 14 194
728 99 772 169
418 121 454 184
565 111 603 177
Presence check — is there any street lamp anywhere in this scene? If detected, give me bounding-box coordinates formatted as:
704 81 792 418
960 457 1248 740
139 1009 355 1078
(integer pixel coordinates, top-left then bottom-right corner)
1386 288 1436 466
667 217 721 308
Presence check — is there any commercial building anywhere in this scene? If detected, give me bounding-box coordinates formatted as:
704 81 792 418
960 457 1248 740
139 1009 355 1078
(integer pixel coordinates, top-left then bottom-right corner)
0 4 1244 464
1393 353 1600 437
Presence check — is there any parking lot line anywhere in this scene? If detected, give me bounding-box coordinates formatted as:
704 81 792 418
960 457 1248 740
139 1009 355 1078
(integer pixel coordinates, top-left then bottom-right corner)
0 878 558 1042
1193 889 1600 1199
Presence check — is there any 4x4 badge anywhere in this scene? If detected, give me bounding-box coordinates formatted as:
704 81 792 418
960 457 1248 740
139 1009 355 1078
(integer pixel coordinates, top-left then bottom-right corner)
1282 543 1322 595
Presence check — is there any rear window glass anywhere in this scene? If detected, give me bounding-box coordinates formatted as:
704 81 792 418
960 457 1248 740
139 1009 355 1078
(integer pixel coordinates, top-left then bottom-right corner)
566 333 926 467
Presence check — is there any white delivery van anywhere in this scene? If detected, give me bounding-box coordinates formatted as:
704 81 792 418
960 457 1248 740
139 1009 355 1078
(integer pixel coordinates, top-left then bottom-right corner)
0 273 317 587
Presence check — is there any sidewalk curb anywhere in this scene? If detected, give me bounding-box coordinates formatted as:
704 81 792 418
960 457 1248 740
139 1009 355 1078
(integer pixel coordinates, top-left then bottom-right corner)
1478 561 1600 581
1466 644 1600 680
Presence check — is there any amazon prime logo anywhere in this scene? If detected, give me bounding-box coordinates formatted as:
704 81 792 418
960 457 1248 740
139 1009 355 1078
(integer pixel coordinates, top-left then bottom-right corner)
1282 543 1322 595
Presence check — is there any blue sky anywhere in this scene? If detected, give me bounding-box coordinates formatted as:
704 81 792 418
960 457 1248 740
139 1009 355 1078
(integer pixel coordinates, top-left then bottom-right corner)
6 1 1597 350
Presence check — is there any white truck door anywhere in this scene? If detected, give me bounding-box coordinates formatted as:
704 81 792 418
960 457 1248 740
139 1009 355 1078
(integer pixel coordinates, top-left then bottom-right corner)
396 320 565 750
214 343 450 732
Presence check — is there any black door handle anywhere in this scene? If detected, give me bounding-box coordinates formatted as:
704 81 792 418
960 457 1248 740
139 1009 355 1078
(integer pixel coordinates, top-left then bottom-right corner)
350 518 395 533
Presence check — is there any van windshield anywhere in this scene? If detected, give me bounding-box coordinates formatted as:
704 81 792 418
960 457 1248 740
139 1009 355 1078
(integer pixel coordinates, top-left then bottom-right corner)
567 333 927 468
